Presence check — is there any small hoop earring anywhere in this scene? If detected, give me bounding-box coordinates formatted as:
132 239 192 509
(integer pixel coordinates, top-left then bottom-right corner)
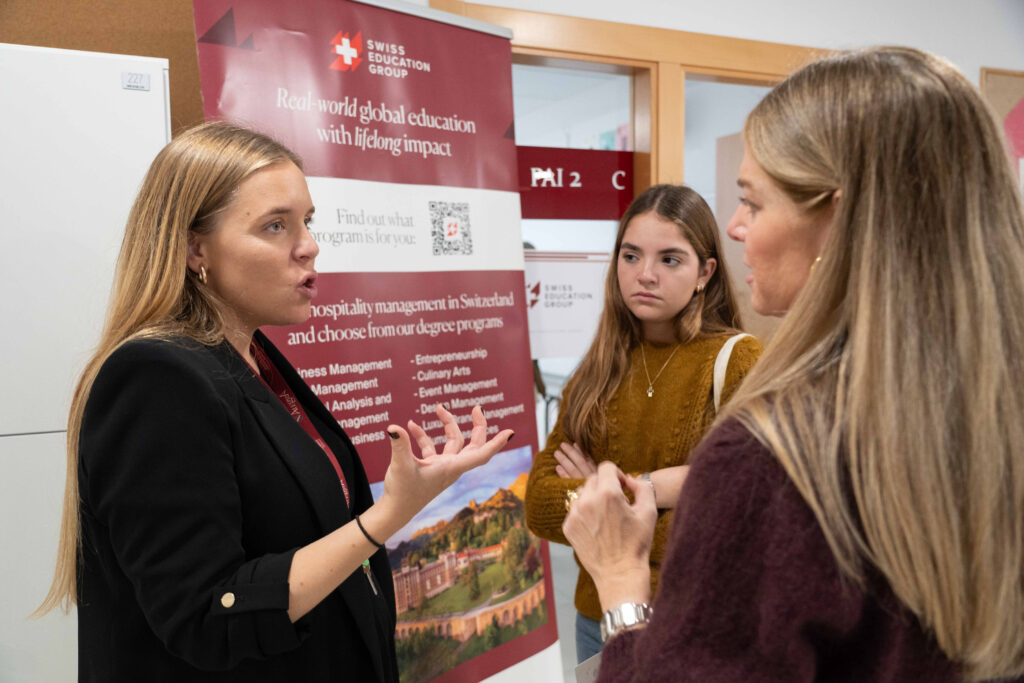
810 256 822 274
199 265 208 285
695 282 705 294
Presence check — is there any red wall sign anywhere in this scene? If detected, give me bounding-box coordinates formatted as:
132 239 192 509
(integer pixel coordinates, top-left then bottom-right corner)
517 146 633 220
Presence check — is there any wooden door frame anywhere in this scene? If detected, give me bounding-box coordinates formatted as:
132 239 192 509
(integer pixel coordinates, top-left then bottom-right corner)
430 0 823 186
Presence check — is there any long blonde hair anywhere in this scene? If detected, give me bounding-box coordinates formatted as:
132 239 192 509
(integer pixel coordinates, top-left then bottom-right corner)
562 184 743 454
722 47 1024 680
36 121 302 614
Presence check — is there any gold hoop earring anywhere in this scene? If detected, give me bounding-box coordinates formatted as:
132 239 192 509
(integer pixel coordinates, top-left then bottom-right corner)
695 282 705 294
810 256 822 274
199 265 208 285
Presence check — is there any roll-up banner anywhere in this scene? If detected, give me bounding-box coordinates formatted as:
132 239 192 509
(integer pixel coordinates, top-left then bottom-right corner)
524 251 609 359
192 2 559 681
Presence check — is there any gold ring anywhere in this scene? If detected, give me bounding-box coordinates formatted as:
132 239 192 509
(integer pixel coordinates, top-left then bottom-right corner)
564 488 580 512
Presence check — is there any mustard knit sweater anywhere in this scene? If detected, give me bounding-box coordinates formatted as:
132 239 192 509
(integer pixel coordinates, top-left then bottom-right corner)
525 334 762 620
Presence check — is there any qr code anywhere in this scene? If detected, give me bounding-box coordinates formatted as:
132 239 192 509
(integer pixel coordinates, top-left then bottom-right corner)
429 201 473 255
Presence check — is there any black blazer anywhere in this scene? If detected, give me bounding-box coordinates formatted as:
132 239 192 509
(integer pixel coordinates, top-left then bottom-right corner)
77 332 398 682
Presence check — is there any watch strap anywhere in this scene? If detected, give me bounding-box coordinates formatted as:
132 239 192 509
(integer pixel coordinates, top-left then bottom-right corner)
600 602 653 643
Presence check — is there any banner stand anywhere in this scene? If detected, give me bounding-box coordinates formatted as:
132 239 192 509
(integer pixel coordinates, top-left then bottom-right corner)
193 1 559 681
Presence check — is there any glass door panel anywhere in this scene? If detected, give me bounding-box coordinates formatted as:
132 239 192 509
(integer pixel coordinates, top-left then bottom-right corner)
683 77 776 341
511 55 645 440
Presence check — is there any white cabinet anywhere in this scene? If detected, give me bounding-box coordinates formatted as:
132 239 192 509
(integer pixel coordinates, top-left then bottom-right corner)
0 43 170 681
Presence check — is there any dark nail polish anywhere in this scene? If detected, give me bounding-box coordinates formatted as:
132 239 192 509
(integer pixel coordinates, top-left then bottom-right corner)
387 430 399 440
507 433 515 443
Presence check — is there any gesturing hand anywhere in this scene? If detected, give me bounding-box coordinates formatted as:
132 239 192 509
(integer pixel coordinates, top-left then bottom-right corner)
554 441 597 479
380 404 514 525
562 461 657 610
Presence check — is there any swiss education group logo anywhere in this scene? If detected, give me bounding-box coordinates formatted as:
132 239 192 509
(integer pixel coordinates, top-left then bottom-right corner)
328 27 432 80
527 282 541 308
330 31 363 72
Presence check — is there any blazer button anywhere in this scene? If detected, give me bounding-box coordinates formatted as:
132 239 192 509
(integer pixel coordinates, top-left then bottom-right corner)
221 592 236 608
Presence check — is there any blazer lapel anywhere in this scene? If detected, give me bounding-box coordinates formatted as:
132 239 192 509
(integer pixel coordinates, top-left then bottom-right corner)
254 333 373 506
208 342 349 534
218 336 393 682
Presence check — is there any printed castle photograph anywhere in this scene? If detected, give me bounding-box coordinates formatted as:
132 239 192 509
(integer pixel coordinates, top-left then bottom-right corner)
372 446 548 683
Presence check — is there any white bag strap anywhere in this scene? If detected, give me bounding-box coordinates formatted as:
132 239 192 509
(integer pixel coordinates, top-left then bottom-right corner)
713 333 751 412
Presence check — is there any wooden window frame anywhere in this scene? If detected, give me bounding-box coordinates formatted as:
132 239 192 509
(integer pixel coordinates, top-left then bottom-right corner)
430 0 823 187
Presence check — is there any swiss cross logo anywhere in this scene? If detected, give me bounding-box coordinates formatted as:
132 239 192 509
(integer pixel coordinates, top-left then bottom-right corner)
330 31 362 71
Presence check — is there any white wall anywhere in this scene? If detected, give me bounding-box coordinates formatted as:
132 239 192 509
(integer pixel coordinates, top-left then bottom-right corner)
462 0 1024 85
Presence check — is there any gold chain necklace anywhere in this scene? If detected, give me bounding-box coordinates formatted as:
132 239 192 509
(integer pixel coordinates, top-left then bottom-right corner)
639 342 680 398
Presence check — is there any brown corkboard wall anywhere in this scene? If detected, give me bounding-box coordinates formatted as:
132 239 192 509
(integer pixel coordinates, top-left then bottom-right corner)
0 0 206 135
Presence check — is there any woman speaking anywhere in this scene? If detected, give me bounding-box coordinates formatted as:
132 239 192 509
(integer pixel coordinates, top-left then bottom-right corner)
36 121 513 682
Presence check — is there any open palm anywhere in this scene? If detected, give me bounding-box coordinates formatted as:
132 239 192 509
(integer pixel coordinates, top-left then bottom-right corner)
380 404 514 523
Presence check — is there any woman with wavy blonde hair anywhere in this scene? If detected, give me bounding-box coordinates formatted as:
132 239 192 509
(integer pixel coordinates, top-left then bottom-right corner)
526 184 761 662
36 121 513 682
563 46 1024 682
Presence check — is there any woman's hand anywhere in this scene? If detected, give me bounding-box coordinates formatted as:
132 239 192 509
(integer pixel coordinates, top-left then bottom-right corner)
554 441 597 479
563 461 657 611
378 404 514 526
288 405 511 622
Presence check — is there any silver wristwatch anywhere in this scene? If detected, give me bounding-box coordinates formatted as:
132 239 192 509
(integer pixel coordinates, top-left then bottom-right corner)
600 602 653 643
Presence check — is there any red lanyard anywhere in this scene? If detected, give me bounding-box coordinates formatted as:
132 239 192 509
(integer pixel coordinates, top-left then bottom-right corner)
251 341 351 508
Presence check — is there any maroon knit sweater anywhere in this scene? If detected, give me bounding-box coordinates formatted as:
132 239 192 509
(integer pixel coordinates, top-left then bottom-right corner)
596 419 972 683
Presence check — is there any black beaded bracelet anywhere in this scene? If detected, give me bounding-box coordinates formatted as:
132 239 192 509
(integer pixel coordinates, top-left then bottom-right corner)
355 514 385 551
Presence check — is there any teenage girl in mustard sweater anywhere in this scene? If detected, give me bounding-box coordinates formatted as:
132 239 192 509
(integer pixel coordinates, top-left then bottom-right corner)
525 184 761 662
